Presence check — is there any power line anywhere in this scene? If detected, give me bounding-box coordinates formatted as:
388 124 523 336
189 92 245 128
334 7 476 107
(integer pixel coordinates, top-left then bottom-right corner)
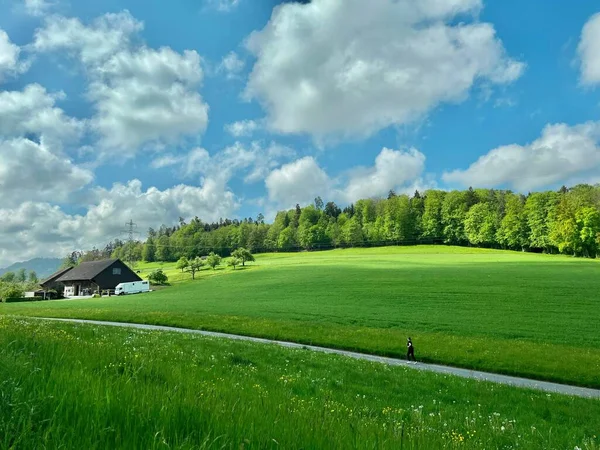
120 219 140 266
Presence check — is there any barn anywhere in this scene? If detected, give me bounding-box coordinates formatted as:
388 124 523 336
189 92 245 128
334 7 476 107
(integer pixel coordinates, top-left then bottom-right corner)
52 259 142 297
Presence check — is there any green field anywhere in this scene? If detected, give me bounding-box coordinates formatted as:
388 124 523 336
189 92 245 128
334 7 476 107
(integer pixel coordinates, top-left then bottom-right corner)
2 246 600 387
1 317 598 449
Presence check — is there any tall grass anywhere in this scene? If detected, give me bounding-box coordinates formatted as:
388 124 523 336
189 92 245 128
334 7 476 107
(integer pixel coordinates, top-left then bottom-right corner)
0 317 599 449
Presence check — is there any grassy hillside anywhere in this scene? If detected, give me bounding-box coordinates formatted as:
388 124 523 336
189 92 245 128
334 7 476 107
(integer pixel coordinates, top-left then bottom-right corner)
2 246 600 387
1 317 598 449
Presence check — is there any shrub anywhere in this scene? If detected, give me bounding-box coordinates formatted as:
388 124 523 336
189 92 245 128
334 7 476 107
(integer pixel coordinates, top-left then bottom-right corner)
0 284 25 303
148 269 168 285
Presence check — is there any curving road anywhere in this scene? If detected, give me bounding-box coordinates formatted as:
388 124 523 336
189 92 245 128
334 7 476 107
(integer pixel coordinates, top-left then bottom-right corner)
31 317 600 399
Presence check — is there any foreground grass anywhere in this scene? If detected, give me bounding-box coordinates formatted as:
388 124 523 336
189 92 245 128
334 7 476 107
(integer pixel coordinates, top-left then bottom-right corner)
0 317 598 449
3 246 600 388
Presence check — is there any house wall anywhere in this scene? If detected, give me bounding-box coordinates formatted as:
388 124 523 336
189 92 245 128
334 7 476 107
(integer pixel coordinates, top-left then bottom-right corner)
64 281 97 297
93 260 142 290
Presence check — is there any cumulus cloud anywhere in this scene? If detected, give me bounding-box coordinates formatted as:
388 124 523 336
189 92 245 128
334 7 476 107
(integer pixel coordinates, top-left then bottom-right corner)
33 11 209 157
442 122 600 191
265 147 429 208
244 0 524 140
0 179 239 267
0 138 93 208
219 51 245 79
344 148 426 201
0 84 84 149
225 119 260 137
0 29 28 82
578 12 600 86
266 157 332 207
153 141 296 184
23 0 53 17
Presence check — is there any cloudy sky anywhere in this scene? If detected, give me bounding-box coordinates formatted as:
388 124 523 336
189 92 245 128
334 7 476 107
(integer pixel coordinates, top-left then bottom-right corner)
0 0 599 266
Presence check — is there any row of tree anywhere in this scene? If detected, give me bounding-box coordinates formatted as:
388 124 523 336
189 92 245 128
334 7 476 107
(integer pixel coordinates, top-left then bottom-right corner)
0 270 39 301
68 184 600 265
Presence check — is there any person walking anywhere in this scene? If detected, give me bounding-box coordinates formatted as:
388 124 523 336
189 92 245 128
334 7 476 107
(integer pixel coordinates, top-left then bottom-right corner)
407 337 416 363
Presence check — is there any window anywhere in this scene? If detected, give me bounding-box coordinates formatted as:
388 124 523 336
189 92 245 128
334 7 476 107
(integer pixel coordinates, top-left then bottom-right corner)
112 268 121 275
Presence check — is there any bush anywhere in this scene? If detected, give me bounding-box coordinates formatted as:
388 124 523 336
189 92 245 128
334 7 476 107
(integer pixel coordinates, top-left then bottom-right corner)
147 269 168 285
0 284 25 303
3 297 40 303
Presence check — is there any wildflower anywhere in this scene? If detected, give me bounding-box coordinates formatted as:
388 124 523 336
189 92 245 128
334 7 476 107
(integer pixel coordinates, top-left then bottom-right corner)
501 426 505 432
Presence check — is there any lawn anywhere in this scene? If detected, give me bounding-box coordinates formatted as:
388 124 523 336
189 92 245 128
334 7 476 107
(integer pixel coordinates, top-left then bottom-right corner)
1 317 598 449
2 246 600 387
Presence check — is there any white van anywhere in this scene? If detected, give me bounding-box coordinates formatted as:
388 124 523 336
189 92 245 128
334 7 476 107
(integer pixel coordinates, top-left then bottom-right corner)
115 281 150 296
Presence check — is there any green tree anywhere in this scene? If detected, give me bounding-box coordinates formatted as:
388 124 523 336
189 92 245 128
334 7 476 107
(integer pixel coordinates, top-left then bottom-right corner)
576 207 600 257
155 235 172 262
142 237 156 262
228 257 242 270
277 227 297 250
60 252 79 269
421 190 446 240
231 248 255 267
342 217 363 247
0 283 25 302
176 256 190 273
441 191 468 245
186 257 205 280
147 269 168 285
206 252 222 270
525 192 557 253
28 271 38 284
464 203 497 246
497 194 528 250
0 272 15 283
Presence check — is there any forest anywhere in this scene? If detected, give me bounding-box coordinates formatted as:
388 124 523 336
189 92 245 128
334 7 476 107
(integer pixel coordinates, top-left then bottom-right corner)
71 184 600 265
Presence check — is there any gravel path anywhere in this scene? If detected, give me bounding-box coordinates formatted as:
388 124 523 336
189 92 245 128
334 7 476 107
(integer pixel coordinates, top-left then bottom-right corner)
35 317 600 399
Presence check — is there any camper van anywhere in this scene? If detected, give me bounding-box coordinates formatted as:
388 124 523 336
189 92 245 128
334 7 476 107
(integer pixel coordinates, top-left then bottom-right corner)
115 280 150 296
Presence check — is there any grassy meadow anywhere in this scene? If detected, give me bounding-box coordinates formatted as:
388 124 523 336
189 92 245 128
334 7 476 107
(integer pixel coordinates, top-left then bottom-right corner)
2 246 600 387
1 317 599 449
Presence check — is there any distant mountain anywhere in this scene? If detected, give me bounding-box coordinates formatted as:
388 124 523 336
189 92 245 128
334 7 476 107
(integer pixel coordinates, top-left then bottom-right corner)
0 258 62 279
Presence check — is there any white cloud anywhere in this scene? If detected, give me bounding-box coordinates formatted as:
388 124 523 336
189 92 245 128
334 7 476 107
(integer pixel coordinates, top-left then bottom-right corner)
33 12 143 65
578 12 600 86
244 0 524 140
219 51 245 79
0 179 239 267
344 148 426 201
442 122 600 191
0 138 93 208
265 147 428 208
206 0 241 13
154 141 296 184
0 84 84 149
266 157 332 207
23 0 53 17
225 119 260 137
33 11 209 157
0 29 28 82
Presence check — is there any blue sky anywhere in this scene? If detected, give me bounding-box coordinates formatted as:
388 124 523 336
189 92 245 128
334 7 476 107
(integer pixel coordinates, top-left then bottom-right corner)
0 0 599 266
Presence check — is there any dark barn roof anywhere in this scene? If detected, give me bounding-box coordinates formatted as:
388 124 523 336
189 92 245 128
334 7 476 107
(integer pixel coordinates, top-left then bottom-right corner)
40 266 73 286
57 259 120 282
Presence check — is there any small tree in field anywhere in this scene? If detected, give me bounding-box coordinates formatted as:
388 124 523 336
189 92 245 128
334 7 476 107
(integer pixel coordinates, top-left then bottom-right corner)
231 248 255 267
148 269 168 285
206 252 222 270
186 257 205 280
176 256 189 273
228 257 242 270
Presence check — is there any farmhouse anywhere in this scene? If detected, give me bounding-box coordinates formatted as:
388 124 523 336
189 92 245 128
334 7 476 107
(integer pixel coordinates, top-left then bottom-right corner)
40 266 74 295
51 259 142 296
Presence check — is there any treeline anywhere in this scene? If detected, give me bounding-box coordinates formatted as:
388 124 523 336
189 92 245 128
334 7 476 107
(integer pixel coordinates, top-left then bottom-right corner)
0 269 39 301
76 184 600 264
